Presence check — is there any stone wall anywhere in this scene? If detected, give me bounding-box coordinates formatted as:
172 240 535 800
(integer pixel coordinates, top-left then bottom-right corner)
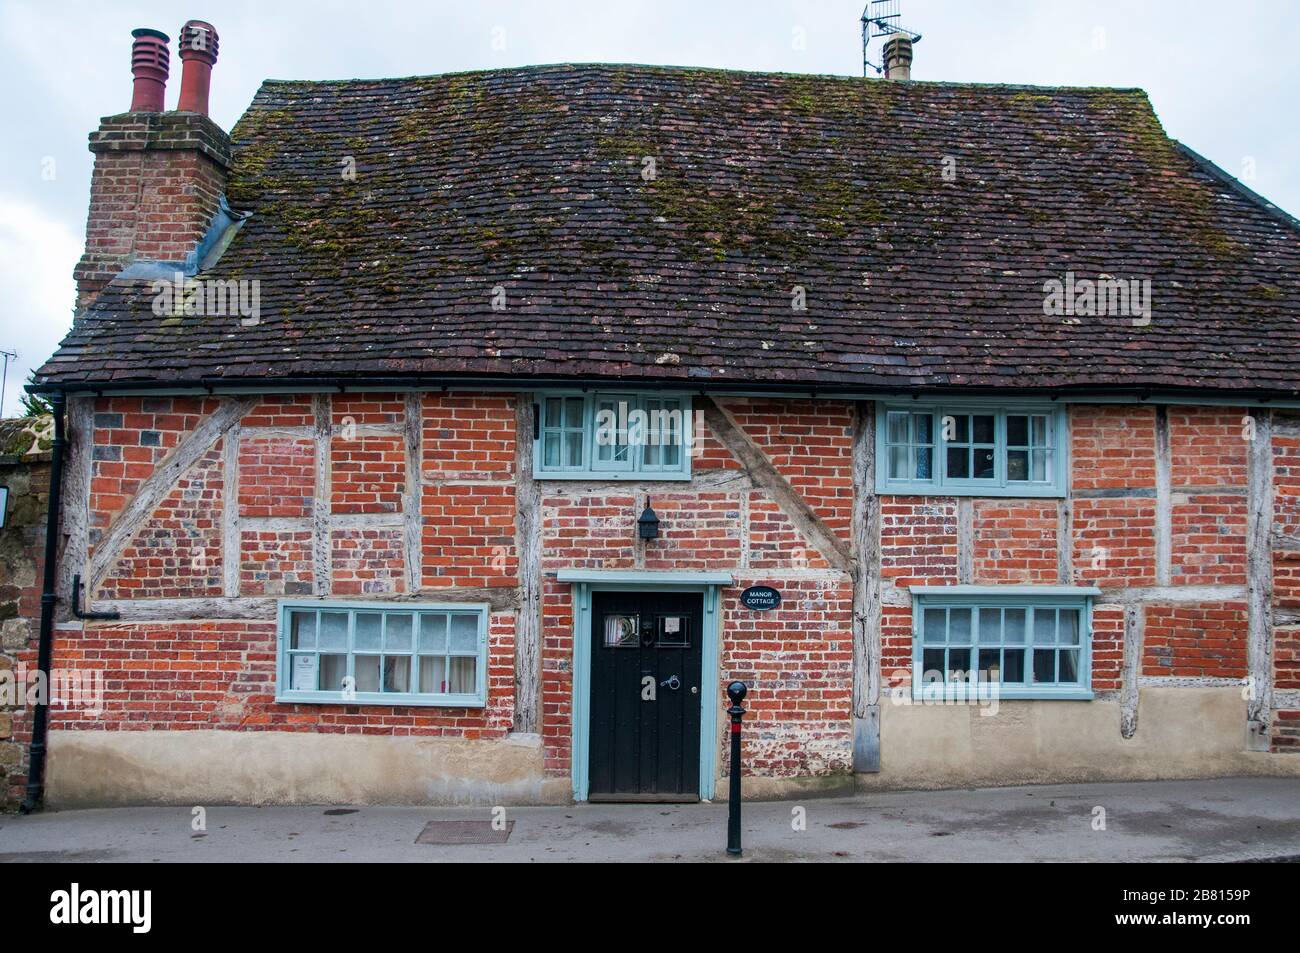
0 441 51 808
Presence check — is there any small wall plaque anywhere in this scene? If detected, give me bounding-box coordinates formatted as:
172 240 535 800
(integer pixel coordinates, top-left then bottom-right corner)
739 585 781 611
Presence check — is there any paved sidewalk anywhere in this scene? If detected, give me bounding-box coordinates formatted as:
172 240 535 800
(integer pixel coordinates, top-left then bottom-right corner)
1 777 1298 863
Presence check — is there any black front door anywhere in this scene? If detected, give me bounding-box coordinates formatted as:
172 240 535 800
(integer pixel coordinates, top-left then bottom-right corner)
589 590 703 801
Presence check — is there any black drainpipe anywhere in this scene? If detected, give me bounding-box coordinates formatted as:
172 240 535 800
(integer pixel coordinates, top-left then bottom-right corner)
20 394 67 814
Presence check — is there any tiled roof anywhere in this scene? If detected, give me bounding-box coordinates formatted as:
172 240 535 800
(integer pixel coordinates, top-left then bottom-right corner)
35 64 1300 396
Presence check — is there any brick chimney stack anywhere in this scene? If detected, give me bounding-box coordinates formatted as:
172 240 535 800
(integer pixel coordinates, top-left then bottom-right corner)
73 23 232 314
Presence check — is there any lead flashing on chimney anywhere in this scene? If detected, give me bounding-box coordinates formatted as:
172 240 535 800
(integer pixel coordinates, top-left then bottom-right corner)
115 196 251 282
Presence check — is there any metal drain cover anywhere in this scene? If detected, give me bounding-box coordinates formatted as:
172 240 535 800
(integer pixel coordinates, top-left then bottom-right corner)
416 820 514 845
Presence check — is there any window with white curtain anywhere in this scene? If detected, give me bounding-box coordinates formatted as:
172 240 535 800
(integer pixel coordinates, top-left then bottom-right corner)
276 602 488 707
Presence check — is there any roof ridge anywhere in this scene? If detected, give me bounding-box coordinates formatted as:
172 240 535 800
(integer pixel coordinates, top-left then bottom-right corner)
252 62 1148 96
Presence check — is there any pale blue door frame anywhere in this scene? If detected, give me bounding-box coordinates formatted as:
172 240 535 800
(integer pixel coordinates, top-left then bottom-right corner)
558 570 732 802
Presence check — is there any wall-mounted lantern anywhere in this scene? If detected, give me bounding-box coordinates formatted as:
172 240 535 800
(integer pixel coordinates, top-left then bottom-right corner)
637 500 659 540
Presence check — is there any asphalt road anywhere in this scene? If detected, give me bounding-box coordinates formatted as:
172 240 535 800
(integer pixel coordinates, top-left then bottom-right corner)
2 777 1298 862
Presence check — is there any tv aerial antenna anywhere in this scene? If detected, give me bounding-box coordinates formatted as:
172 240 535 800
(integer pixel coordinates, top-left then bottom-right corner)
861 1 923 77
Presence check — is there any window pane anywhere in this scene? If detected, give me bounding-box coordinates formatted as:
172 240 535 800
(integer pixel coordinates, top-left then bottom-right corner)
886 411 908 444
1033 610 1057 644
419 614 448 653
946 646 972 678
355 655 381 693
662 440 680 468
922 649 945 678
913 413 933 444
543 432 561 468
319 612 348 651
565 431 583 467
564 398 584 429
947 446 969 479
922 608 947 643
1059 610 1080 645
418 656 447 694
949 608 972 643
915 446 933 479
1002 649 1026 683
1007 415 1029 446
320 654 347 692
448 657 477 694
1004 608 1026 643
972 415 995 444
604 614 639 648
1059 649 1079 683
355 613 382 651
385 614 413 652
1031 415 1049 446
973 448 995 480
290 611 316 649
1007 448 1029 482
951 415 968 442
1031 449 1049 482
544 398 562 428
289 653 318 691
1033 649 1055 683
383 656 410 692
450 615 479 653
978 648 1000 682
889 446 909 479
978 608 1001 642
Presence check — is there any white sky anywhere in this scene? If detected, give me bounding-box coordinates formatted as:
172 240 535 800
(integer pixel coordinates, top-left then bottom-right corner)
0 0 1297 416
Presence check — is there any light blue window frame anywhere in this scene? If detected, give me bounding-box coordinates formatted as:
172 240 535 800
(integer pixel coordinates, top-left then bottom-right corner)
911 588 1096 701
275 600 489 708
876 401 1068 497
534 392 692 480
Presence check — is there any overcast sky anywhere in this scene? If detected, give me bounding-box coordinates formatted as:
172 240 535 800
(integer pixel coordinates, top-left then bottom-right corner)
0 0 1297 415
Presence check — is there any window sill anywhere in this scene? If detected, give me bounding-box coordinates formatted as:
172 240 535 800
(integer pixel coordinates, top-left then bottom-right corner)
275 692 486 709
877 482 1066 499
911 687 1095 702
535 470 692 481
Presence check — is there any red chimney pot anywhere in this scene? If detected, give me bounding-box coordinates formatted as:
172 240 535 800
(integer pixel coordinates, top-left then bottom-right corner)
176 20 219 115
129 28 170 113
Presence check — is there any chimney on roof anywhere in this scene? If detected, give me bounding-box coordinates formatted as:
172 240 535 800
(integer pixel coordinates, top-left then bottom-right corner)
73 24 231 314
882 33 913 81
177 20 219 115
129 28 170 112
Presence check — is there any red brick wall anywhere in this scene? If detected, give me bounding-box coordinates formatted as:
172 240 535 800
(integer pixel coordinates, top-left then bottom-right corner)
97 446 224 600
972 500 1058 584
880 498 957 587
1072 497 1157 586
1169 408 1249 487
1070 406 1156 490
330 435 405 514
240 529 313 596
45 615 515 737
421 484 517 588
331 528 406 595
1141 602 1249 678
57 395 1299 795
720 578 853 777
421 395 515 480
238 435 314 518
642 493 742 571
723 399 854 537
89 397 215 547
1090 604 1125 691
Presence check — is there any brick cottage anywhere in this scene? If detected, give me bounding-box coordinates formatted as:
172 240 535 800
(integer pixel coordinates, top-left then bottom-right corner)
16 21 1300 807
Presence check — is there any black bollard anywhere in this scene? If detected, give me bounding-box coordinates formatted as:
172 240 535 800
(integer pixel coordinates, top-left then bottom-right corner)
726 680 748 856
